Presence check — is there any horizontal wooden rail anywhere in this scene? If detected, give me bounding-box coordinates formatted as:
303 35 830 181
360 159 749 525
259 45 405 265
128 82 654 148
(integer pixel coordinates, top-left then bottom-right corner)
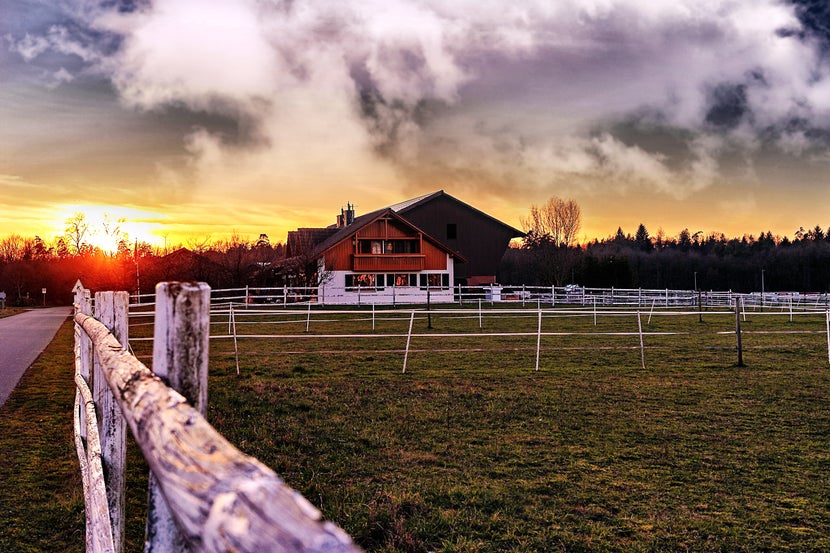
73 328 115 553
74 310 360 553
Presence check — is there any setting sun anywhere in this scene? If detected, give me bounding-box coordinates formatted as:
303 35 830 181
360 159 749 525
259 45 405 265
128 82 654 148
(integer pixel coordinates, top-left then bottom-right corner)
52 204 166 253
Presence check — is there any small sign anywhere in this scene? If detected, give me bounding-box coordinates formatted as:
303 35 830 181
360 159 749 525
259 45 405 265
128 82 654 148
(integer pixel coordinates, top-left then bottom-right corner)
42 288 47 295
0 292 6 299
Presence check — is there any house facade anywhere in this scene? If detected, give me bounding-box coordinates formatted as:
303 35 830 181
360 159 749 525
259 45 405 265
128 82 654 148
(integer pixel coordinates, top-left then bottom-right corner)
300 208 462 304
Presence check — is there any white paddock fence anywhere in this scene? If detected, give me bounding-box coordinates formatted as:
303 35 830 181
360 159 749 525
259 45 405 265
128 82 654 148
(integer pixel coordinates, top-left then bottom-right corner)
124 288 830 377
71 280 361 553
129 284 830 311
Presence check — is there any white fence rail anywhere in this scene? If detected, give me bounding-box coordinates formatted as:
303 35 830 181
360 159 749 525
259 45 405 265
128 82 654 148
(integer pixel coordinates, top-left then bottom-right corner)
127 285 830 311
72 281 360 553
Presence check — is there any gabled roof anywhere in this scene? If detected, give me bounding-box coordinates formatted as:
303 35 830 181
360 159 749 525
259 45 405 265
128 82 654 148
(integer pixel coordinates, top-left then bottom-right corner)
387 191 442 213
313 208 466 262
390 190 524 237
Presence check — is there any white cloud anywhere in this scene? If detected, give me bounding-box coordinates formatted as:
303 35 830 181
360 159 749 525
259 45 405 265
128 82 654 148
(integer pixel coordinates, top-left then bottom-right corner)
6 32 50 61
23 0 830 209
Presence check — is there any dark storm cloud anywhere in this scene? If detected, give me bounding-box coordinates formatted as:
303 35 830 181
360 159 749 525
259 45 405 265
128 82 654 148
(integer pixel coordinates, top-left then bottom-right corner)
7 0 830 209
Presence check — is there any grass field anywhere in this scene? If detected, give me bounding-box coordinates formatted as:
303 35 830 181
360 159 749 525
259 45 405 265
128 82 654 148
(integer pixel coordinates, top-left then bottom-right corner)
0 306 27 319
2 306 830 551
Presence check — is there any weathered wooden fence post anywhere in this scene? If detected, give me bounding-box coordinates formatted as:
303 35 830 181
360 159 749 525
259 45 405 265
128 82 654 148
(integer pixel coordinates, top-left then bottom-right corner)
94 291 129 553
146 282 211 552
73 280 93 440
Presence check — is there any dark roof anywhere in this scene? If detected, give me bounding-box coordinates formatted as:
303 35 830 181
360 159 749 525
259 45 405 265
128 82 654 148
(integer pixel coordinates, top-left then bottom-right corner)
286 227 338 256
312 208 466 262
309 208 388 257
390 190 525 237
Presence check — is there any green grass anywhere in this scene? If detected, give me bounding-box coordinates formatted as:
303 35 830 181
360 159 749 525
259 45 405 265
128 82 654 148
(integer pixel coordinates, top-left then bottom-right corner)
0 322 86 552
3 306 830 551
0 321 149 553
0 307 28 319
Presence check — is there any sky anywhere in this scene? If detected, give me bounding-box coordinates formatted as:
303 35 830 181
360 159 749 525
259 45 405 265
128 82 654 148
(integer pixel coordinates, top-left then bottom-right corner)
2 0 830 247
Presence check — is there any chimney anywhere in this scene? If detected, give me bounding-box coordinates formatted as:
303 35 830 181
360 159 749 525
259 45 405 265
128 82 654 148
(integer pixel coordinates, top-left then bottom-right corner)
345 202 355 225
338 203 355 227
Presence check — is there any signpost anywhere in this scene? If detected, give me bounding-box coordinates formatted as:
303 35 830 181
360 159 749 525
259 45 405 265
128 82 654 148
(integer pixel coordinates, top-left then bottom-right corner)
42 288 47 307
0 291 5 310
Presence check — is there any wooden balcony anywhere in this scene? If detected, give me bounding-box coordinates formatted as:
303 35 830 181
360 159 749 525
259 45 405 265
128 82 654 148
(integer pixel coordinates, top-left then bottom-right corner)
352 254 425 272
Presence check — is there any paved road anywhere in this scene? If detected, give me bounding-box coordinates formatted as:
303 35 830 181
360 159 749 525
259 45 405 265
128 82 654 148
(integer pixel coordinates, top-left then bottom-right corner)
0 307 72 408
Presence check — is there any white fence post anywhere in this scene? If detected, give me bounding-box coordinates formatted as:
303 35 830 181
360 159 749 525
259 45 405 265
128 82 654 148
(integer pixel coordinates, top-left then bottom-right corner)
637 311 645 370
535 309 542 372
826 309 829 366
402 310 415 373
93 291 129 553
146 282 211 552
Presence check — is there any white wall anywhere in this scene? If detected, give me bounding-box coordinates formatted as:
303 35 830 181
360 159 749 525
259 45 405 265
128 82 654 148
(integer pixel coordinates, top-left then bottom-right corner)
318 254 455 305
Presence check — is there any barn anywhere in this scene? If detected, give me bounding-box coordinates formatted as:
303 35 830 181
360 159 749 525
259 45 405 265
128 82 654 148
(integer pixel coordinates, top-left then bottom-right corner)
389 190 524 285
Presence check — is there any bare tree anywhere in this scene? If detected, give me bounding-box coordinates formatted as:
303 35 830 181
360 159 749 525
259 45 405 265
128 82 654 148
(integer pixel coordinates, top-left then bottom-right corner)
0 234 25 263
521 197 583 286
521 196 582 247
283 230 332 288
64 212 90 255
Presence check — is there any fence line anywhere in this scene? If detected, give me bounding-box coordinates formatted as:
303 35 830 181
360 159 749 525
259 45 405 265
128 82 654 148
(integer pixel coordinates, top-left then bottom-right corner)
72 281 360 552
128 284 830 311
127 299 830 372
124 304 830 375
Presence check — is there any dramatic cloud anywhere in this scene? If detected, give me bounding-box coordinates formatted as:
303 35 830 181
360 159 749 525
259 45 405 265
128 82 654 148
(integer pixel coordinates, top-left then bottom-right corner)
4 0 830 239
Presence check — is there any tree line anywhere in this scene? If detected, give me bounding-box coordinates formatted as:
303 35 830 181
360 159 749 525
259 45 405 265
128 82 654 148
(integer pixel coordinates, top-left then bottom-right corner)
3 204 830 305
502 215 830 293
0 217 285 306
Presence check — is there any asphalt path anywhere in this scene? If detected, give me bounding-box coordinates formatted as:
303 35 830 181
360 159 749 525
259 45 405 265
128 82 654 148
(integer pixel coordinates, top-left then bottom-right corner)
0 307 71 408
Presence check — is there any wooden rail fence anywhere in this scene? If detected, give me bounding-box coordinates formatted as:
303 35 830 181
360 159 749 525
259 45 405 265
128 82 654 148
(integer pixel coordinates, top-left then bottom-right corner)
72 280 360 552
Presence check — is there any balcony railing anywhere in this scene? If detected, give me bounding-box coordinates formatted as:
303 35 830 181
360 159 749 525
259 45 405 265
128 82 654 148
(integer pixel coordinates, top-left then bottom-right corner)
353 254 425 272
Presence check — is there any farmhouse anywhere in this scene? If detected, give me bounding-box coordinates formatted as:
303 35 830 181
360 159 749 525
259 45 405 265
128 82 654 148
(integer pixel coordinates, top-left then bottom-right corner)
287 207 462 304
285 191 523 304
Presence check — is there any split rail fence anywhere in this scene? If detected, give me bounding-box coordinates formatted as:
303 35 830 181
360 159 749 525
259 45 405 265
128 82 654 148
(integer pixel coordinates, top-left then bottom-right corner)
71 280 360 553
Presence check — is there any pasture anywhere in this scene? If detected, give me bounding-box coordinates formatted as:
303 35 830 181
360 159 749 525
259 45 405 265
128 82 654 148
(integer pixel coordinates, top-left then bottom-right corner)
2 304 830 551
131 305 830 551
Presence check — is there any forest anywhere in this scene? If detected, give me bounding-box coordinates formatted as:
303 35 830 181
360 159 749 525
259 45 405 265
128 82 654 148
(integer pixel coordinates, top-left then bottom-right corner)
503 224 830 293
2 215 830 306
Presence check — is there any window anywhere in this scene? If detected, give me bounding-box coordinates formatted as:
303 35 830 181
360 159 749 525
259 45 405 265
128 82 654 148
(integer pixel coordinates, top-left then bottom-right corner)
419 273 450 290
358 240 419 254
346 273 382 290
446 223 457 240
395 274 409 286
